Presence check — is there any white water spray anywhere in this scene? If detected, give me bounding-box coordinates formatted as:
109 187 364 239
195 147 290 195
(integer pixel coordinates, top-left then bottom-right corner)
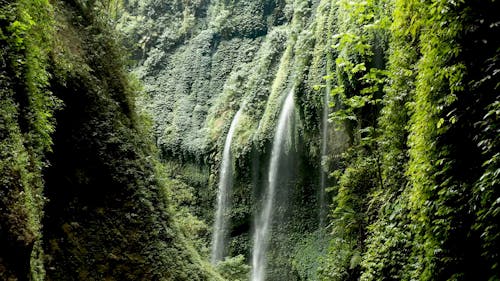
251 90 295 281
211 108 243 264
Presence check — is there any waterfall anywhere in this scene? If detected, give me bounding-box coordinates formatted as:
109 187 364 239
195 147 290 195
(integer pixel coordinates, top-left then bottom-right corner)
251 90 295 281
211 108 243 264
319 85 329 227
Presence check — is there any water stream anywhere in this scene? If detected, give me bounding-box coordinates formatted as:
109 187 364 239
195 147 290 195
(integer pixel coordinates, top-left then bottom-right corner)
319 84 329 227
251 90 295 281
211 108 243 264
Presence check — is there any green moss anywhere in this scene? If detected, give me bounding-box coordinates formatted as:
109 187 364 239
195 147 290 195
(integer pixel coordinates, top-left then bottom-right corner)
117 0 500 280
0 0 57 279
121 0 342 279
322 0 500 280
1 0 226 280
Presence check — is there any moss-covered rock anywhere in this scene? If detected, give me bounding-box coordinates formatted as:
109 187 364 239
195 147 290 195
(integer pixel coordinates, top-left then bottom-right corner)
1 0 223 280
120 0 343 279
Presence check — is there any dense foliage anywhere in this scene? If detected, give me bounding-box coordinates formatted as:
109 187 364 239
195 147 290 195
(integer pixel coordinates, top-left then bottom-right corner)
321 0 500 280
1 0 498 280
1 0 58 279
120 0 499 280
1 0 222 280
118 1 331 279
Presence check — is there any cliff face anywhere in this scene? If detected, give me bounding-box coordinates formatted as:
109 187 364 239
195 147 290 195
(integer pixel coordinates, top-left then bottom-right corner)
119 0 347 279
120 0 337 159
3 0 496 280
1 0 336 279
121 0 500 280
1 1 221 280
1 1 58 279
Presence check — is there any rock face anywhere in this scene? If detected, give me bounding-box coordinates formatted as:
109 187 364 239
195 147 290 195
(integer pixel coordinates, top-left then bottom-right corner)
123 0 500 279
120 0 347 279
121 0 329 158
1 1 222 280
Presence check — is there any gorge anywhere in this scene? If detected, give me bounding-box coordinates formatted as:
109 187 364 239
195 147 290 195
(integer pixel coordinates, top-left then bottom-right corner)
0 0 499 280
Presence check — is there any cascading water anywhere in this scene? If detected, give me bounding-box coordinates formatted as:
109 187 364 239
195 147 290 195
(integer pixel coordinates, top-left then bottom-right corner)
251 90 295 281
211 108 243 264
319 85 329 227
